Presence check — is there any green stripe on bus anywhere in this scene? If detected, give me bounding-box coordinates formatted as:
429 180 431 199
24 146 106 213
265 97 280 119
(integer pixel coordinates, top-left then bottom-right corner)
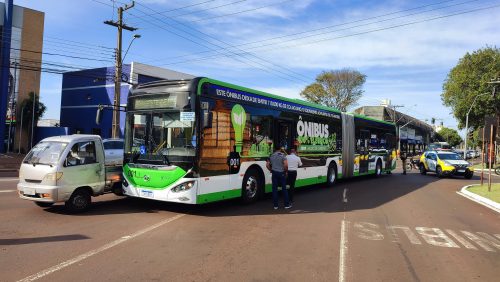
197 189 242 204
197 78 342 114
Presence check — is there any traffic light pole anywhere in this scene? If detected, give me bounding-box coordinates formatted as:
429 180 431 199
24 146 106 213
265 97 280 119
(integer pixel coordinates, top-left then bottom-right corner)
104 1 136 138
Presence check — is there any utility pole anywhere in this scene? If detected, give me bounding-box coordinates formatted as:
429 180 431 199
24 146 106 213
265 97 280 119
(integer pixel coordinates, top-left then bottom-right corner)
104 1 137 138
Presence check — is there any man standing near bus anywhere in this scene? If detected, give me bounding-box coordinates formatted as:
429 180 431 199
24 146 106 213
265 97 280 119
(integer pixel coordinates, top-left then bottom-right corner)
266 147 291 209
286 148 302 204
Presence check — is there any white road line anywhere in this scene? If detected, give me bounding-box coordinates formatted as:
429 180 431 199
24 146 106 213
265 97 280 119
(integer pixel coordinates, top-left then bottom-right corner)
0 178 18 182
339 220 349 282
17 214 186 282
0 190 16 193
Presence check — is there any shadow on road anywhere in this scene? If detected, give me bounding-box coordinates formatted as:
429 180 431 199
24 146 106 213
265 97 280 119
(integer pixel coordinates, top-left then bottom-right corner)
37 170 476 217
0 234 90 245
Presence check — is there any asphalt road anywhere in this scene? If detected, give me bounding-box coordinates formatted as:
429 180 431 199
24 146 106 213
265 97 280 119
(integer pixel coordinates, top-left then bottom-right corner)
0 169 499 282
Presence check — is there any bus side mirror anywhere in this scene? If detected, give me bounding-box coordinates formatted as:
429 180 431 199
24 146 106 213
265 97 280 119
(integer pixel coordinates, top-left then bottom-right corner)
96 105 103 125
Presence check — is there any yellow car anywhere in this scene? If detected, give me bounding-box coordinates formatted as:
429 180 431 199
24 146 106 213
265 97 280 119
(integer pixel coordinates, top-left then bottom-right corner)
419 150 474 179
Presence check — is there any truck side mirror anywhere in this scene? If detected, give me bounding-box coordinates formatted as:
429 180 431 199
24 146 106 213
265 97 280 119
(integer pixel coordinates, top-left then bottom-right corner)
96 105 103 125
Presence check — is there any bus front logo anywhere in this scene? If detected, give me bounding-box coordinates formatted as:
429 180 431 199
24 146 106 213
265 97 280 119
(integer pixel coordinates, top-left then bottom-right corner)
143 175 151 182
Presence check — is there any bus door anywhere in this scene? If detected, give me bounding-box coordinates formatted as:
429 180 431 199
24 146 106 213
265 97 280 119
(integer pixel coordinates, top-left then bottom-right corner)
359 130 370 174
275 120 293 151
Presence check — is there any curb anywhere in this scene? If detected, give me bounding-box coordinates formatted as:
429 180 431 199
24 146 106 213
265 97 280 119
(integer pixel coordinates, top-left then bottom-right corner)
456 184 500 213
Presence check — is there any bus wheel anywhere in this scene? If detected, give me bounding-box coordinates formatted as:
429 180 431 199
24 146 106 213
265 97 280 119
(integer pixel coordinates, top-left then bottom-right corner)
65 188 91 213
327 163 337 187
374 160 382 177
242 169 262 203
419 164 426 175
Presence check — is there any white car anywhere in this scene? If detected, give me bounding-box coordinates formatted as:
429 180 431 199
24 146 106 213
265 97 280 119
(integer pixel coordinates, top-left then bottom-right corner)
102 138 124 166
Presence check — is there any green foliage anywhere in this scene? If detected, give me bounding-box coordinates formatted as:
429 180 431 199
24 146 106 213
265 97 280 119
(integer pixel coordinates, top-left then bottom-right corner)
20 92 46 125
441 46 500 130
436 127 463 147
300 69 366 111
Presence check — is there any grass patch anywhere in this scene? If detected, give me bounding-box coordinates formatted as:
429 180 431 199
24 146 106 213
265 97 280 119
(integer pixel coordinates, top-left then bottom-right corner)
466 184 500 203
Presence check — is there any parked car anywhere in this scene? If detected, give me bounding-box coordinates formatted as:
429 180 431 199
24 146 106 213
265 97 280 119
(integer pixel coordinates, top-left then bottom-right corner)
17 135 123 212
102 138 124 166
419 150 473 179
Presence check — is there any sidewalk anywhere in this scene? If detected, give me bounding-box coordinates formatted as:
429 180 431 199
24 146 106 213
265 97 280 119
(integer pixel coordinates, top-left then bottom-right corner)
457 184 500 213
0 153 24 177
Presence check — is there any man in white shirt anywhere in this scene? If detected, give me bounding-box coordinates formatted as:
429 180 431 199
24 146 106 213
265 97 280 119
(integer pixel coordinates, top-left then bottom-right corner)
286 148 302 203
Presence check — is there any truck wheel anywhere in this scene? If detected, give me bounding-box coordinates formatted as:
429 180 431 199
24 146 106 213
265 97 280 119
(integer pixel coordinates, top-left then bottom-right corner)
327 163 337 187
242 169 262 203
35 202 54 208
419 164 426 175
65 189 91 212
112 182 123 196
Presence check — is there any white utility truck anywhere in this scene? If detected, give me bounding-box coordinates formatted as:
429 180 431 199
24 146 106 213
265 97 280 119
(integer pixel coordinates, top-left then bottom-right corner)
17 135 123 212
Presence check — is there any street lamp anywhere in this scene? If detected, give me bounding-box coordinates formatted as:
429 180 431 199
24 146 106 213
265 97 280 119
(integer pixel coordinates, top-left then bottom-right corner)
122 34 141 63
463 93 489 159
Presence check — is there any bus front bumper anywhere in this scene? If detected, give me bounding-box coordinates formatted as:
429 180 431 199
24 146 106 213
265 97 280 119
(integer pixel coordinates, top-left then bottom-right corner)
122 177 198 204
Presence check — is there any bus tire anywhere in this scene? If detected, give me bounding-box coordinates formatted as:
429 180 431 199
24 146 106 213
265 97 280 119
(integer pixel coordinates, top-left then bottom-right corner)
65 188 91 213
35 202 54 208
326 163 337 187
419 163 426 175
242 169 262 203
374 160 382 177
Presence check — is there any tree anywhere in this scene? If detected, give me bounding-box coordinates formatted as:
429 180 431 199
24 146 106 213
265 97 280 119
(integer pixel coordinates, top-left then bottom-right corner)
19 92 46 149
441 46 500 130
436 127 462 147
20 92 46 126
300 69 366 111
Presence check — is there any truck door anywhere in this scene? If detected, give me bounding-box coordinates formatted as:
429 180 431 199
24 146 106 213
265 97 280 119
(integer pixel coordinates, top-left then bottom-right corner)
61 140 105 197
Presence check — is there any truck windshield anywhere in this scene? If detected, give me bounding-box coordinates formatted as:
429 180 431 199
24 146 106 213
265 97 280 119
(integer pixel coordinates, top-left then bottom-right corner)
23 141 68 166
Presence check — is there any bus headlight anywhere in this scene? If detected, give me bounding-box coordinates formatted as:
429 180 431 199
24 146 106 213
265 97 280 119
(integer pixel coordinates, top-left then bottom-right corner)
171 181 195 193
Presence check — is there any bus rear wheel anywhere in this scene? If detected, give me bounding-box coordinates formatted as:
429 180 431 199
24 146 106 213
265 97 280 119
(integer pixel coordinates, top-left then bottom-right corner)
242 169 262 203
327 163 337 187
374 160 382 177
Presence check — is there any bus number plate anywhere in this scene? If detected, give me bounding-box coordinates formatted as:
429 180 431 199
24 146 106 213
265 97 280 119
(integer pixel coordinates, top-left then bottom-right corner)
141 190 154 198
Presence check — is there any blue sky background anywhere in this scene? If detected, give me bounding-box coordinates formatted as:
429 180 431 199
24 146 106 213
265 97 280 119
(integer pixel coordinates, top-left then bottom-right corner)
13 0 500 132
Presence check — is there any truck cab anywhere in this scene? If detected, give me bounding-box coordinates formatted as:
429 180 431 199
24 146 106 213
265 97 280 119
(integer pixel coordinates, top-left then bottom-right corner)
17 135 122 212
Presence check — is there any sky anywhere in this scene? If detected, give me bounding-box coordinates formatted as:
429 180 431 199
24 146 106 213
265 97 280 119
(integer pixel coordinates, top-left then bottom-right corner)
12 0 500 132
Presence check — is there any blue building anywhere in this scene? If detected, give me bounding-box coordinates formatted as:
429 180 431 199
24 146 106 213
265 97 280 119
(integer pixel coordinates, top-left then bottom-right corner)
60 62 194 138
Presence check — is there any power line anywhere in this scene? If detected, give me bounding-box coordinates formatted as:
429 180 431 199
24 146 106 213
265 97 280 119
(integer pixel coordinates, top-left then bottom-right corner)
129 0 313 83
144 0 483 65
126 0 217 21
149 2 499 67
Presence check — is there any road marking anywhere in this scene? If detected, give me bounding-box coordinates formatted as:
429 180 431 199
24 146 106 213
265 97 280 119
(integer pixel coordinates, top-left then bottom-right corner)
339 220 349 282
0 190 16 193
352 221 500 252
342 188 348 203
17 214 186 282
0 178 18 182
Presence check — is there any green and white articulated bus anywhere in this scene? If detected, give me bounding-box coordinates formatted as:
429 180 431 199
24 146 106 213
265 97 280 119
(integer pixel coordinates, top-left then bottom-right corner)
122 78 397 204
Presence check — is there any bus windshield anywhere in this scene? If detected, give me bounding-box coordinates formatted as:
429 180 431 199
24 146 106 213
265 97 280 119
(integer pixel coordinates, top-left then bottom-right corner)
125 110 196 162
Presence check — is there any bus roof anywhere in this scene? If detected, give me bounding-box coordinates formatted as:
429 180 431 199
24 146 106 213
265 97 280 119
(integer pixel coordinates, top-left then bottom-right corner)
196 78 395 126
